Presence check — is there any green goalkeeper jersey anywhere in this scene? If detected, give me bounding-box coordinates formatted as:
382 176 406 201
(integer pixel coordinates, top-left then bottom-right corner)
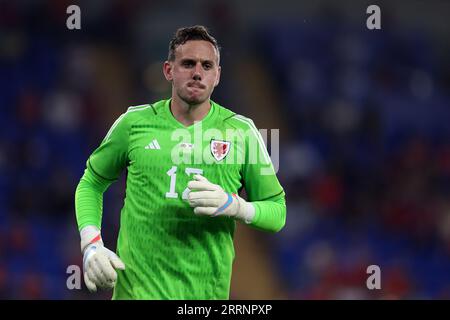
76 99 285 299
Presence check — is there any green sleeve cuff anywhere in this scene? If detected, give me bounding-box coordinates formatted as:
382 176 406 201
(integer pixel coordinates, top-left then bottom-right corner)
248 195 286 233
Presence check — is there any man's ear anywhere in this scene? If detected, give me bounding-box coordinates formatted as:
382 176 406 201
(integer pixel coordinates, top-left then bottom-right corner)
163 61 173 82
214 65 221 87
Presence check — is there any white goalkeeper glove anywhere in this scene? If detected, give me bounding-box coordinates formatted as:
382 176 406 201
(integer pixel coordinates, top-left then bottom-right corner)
80 226 125 292
187 175 255 223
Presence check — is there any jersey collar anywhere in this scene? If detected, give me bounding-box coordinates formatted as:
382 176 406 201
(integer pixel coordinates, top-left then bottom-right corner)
163 98 217 130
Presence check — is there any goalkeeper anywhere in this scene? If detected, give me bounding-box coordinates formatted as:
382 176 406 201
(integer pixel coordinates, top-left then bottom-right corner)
75 25 286 299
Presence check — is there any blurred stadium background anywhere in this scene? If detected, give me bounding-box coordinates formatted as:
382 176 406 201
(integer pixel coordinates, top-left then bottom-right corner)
1 0 450 299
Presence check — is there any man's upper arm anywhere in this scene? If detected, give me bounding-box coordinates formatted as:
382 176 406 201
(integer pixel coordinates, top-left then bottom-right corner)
239 117 284 202
87 113 130 181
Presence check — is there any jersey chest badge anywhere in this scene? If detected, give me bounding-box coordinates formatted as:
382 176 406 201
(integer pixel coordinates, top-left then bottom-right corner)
211 139 231 161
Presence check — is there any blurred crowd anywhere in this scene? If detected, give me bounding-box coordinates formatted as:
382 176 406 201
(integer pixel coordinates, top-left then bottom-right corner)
265 17 450 298
1 1 450 299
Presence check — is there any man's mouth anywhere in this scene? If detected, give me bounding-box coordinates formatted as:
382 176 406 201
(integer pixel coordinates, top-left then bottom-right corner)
188 82 206 89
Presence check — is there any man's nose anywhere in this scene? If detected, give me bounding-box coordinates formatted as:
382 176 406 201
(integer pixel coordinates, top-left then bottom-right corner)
192 63 202 80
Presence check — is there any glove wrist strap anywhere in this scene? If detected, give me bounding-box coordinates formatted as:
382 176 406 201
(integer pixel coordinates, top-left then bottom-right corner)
80 225 103 253
234 194 255 224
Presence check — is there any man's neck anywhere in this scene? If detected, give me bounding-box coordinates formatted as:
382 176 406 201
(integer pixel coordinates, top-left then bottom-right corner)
170 95 211 127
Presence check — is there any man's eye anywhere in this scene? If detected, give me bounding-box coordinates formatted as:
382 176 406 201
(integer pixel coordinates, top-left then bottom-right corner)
183 61 194 67
203 63 212 70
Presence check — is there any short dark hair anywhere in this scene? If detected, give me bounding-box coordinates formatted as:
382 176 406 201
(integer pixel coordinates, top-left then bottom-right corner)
168 25 220 62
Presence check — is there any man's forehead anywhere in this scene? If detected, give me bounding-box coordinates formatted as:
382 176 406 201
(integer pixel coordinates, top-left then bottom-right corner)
174 40 219 61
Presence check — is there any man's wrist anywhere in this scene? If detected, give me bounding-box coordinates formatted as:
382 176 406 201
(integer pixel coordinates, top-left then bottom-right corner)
80 225 103 253
235 196 255 224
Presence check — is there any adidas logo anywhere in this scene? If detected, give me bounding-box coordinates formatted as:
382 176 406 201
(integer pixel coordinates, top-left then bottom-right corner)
144 139 161 150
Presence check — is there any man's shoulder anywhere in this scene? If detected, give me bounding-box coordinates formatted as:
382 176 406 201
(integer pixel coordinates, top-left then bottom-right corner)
120 100 166 123
213 101 258 130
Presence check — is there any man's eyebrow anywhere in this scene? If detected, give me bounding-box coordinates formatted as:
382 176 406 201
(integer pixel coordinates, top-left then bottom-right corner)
180 58 215 64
